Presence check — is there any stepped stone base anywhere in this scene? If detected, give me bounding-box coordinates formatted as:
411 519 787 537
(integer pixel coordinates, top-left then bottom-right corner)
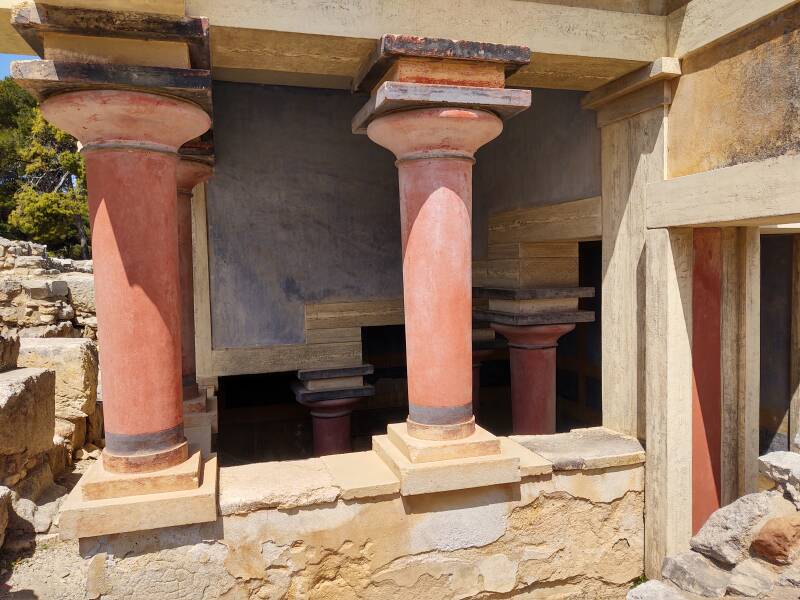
59 454 218 540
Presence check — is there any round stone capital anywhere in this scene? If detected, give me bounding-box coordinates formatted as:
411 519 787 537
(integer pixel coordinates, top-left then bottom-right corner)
176 158 213 194
41 90 211 154
366 107 502 162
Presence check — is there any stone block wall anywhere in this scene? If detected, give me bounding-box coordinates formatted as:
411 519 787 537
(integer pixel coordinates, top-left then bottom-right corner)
77 430 645 599
0 237 95 340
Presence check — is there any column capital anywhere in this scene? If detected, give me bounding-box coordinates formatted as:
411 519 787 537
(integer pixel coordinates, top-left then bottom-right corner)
367 107 502 162
41 89 210 154
176 158 213 195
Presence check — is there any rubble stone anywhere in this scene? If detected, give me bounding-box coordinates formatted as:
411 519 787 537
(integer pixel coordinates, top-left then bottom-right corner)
662 551 731 597
751 514 800 564
690 491 795 565
0 485 10 548
18 337 98 419
760 452 800 507
627 579 687 599
0 367 55 459
727 558 777 597
0 334 19 372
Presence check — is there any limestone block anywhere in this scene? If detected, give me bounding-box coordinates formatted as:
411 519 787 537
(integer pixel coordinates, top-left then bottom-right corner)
0 485 10 548
59 455 218 540
512 427 645 471
727 558 777 597
387 422 500 463
18 337 98 419
0 334 19 371
690 491 795 566
662 551 731 597
22 279 68 300
321 451 400 500
80 450 202 501
373 434 520 496
760 451 800 507
46 441 71 477
0 367 55 458
58 272 95 314
627 580 687 599
751 514 800 564
218 457 339 515
499 437 552 477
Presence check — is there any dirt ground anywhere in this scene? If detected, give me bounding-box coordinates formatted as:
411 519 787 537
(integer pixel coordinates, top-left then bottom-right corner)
1 461 92 600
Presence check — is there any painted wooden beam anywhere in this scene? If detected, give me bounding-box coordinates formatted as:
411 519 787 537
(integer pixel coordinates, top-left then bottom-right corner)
601 101 667 440
791 235 800 452
669 0 800 58
488 196 602 245
581 57 680 110
644 226 693 579
647 154 800 229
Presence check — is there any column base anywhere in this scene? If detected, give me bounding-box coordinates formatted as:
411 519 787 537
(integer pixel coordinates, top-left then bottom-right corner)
297 396 362 456
102 439 190 474
58 452 218 540
406 416 476 441
373 422 549 495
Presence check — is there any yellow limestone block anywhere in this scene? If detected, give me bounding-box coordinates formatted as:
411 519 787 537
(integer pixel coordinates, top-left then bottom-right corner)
43 32 190 68
387 422 501 464
373 435 519 496
321 451 400 500
59 455 218 540
80 449 202 501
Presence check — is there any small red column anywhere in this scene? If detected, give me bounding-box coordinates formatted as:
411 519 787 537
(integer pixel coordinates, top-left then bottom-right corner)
176 159 213 411
692 228 723 532
491 323 574 434
41 90 210 473
368 108 502 440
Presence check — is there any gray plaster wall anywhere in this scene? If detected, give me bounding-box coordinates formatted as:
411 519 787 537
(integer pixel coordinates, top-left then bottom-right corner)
473 89 601 258
207 83 402 348
206 84 600 349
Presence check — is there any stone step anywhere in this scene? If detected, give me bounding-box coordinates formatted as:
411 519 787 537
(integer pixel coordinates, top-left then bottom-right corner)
0 367 55 466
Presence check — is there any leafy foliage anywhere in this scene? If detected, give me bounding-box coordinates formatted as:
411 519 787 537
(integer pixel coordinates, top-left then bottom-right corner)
0 77 89 258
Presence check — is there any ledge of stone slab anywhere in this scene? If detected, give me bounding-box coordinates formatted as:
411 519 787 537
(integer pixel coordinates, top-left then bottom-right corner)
511 427 645 471
218 451 402 515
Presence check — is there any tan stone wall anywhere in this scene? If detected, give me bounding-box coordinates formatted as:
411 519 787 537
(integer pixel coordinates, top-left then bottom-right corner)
667 4 800 178
80 461 644 599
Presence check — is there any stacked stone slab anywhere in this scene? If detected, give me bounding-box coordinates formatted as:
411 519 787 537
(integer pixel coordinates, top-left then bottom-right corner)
0 237 95 339
627 452 800 599
0 333 66 549
18 337 102 464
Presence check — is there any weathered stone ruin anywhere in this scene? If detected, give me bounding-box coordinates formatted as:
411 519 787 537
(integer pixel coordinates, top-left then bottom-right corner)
0 237 95 340
628 452 800 599
0 238 100 553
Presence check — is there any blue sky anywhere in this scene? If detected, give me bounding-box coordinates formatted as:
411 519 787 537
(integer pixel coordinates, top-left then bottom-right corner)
0 54 34 78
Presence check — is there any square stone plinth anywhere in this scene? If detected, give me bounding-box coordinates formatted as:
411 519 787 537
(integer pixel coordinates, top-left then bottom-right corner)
59 455 218 540
321 451 400 500
80 449 202 501
499 438 553 477
373 435 520 496
387 422 501 463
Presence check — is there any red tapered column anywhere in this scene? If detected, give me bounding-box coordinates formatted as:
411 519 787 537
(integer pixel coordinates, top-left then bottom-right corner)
176 159 213 410
368 108 502 440
491 323 574 434
41 90 211 473
692 228 722 532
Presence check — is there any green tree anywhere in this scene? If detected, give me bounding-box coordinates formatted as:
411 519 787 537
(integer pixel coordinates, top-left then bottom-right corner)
0 77 90 258
0 77 36 234
9 107 90 259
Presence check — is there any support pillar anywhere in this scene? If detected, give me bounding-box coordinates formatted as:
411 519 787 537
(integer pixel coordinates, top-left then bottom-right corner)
491 323 574 434
367 107 501 440
41 90 211 473
354 35 532 495
293 365 375 456
176 159 213 412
